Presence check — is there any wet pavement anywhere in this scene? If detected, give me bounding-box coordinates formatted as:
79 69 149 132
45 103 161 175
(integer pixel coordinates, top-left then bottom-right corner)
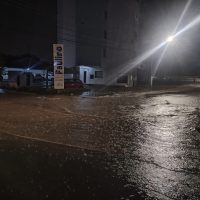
0 134 154 200
0 85 200 199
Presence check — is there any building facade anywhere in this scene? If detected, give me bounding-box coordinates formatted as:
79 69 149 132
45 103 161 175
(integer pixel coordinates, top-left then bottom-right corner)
57 0 141 85
103 0 140 85
57 0 76 68
0 0 141 86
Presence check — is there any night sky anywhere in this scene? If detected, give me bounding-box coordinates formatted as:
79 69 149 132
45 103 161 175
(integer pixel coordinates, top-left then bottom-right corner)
0 0 57 62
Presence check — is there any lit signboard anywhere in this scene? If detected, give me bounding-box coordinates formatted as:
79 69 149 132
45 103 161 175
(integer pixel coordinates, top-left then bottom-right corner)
53 44 64 89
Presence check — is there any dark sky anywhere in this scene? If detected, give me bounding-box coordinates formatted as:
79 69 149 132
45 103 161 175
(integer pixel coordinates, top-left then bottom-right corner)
0 0 57 62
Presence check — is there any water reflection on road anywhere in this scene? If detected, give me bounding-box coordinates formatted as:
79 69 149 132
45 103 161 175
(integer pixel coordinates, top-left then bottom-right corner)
106 94 200 200
72 93 200 199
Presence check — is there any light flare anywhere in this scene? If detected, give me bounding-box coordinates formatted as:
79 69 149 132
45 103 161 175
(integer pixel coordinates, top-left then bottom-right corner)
105 41 166 85
153 44 169 77
153 0 193 78
153 11 200 78
173 0 193 33
175 15 200 37
105 0 200 86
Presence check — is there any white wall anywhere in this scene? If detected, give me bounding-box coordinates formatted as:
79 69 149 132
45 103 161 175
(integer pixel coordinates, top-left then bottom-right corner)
79 66 104 85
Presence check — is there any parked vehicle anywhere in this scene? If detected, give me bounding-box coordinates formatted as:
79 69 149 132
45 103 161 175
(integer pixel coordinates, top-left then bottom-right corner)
64 79 84 89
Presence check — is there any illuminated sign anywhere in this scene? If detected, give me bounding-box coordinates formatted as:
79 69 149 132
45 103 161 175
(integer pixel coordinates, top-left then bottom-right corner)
53 44 64 89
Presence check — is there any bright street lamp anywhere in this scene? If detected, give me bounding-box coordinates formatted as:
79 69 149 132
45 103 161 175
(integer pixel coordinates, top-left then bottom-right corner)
166 35 174 43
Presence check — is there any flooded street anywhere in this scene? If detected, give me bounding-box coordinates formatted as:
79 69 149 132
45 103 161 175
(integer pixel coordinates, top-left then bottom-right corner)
0 86 200 199
109 94 200 199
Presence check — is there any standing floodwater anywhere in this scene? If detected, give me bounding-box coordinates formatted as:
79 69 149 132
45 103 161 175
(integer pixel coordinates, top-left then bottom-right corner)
108 93 200 199
0 86 200 199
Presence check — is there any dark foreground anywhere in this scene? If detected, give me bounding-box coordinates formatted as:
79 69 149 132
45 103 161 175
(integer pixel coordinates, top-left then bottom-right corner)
0 134 151 200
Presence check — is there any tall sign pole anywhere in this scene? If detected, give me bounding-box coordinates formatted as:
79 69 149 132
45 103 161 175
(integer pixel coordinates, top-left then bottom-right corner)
53 44 64 89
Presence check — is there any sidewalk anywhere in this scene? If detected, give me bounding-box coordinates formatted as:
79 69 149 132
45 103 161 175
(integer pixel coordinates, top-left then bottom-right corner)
85 84 200 97
2 83 200 97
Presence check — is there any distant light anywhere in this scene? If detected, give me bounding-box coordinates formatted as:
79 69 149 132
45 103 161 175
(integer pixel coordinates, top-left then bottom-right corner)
27 68 30 71
167 36 174 43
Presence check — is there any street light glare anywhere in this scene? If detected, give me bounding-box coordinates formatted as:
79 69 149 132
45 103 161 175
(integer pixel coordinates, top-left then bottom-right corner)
167 36 174 42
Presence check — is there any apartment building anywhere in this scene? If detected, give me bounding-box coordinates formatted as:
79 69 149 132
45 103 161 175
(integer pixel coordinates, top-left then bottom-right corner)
58 0 141 85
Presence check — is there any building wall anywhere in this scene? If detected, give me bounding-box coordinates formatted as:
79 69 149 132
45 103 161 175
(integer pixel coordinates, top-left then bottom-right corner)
76 0 106 66
79 66 104 85
0 0 57 62
57 0 76 68
103 0 140 83
57 0 140 85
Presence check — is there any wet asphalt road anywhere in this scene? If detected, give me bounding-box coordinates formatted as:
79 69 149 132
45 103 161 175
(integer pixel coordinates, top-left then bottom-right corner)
0 86 200 199
0 134 153 200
